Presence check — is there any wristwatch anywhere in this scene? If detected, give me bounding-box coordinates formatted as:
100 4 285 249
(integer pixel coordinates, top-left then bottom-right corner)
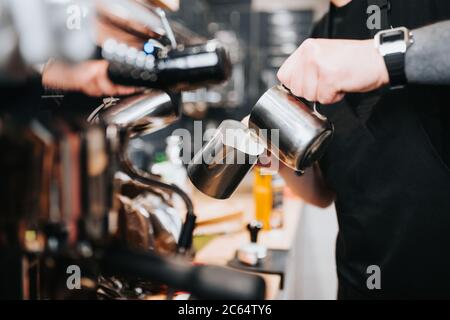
374 27 415 89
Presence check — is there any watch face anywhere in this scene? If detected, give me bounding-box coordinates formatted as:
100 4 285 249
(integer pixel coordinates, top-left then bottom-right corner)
381 30 405 44
375 27 412 56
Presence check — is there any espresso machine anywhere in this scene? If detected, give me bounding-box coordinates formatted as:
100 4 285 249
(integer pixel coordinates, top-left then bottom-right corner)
0 0 265 300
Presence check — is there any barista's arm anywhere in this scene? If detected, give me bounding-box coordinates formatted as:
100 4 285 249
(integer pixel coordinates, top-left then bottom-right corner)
405 20 450 85
278 162 335 209
277 20 450 104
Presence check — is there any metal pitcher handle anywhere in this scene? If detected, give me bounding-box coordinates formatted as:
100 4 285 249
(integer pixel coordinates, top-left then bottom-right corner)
312 102 327 121
281 84 327 121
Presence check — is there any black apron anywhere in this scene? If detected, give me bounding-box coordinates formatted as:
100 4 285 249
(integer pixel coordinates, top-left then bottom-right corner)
313 0 450 299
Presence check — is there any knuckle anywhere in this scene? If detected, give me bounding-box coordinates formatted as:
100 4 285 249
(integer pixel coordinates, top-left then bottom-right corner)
304 92 315 102
320 70 334 87
318 96 331 105
301 39 318 57
317 89 332 105
301 38 315 50
277 67 287 83
334 93 345 103
321 61 340 79
291 85 303 97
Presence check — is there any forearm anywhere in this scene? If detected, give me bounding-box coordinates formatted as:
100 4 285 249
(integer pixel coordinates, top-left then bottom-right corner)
279 162 335 208
406 20 450 85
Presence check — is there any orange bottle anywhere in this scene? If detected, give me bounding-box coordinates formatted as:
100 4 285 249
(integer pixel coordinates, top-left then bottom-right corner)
253 167 273 230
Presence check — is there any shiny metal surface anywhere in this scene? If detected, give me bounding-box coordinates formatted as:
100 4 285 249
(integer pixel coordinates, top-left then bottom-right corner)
187 120 264 200
249 85 333 172
92 89 196 254
91 90 180 137
188 86 333 200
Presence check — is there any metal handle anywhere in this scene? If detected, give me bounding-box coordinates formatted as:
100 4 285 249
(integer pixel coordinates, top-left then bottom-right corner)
312 102 327 121
154 7 177 49
281 85 327 121
247 221 263 243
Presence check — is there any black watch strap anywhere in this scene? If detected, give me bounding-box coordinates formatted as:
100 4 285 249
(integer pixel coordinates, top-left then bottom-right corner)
384 52 407 88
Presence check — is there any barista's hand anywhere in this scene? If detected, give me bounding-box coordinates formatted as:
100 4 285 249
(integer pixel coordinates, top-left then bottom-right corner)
277 38 390 104
42 60 141 97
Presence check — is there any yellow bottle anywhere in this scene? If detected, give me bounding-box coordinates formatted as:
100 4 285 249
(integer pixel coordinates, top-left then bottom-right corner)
270 173 285 229
253 167 272 231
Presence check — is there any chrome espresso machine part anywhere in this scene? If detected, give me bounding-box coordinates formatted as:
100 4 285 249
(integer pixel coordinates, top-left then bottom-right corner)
88 89 198 255
88 90 181 137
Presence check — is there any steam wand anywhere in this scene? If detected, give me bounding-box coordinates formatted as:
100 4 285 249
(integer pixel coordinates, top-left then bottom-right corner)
117 128 196 255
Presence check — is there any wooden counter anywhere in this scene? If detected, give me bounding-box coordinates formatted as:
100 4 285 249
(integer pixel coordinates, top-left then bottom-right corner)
192 186 304 300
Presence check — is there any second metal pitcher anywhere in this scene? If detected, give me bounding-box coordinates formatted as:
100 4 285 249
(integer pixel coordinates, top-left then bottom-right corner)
249 85 333 174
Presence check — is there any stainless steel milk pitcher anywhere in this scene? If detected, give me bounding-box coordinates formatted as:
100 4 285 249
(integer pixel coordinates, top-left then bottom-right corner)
249 85 333 174
187 85 334 199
